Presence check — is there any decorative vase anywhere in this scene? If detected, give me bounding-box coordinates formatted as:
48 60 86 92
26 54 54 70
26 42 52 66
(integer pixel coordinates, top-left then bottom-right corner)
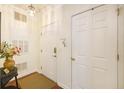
3 56 15 71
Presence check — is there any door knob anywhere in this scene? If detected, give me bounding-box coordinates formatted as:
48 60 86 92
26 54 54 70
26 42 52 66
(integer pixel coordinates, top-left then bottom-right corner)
71 57 75 61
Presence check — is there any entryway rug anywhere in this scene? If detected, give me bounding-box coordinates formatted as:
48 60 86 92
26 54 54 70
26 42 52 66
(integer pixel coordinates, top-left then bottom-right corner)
18 72 60 89
6 72 61 89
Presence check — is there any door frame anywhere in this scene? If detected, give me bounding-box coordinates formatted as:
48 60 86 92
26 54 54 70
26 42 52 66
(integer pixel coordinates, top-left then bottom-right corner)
70 4 123 88
117 4 124 88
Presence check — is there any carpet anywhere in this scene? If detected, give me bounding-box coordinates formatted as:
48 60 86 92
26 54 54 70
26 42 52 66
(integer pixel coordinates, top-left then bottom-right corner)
6 72 61 89
18 72 60 89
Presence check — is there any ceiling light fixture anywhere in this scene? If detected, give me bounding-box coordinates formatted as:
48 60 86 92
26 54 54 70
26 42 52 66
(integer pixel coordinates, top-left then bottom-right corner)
28 4 35 16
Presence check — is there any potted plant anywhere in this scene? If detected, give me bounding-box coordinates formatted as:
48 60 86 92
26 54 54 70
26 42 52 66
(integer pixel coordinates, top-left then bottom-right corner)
0 41 21 71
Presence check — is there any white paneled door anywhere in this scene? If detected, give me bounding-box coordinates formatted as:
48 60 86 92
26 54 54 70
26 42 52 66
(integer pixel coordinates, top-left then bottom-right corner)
72 5 117 88
40 23 57 82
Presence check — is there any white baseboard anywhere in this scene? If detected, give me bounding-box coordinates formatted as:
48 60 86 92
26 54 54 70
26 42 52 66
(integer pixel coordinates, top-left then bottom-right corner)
38 71 71 89
10 68 38 81
57 82 71 89
37 69 42 74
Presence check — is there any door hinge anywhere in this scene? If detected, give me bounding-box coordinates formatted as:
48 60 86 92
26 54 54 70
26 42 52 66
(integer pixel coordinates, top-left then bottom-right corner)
117 53 119 61
117 8 120 16
40 49 43 53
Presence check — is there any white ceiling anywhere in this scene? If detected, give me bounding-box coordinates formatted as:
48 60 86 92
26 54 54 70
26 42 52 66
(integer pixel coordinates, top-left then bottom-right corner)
14 4 46 12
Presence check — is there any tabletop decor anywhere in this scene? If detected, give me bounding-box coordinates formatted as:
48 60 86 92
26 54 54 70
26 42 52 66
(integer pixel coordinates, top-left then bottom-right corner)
0 41 21 71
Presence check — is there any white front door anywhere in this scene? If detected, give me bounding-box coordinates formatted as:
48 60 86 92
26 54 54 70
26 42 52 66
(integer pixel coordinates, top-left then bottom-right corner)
72 5 117 88
40 23 57 82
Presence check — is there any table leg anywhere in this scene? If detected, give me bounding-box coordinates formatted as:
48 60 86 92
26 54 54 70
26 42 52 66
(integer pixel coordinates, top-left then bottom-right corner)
15 76 18 88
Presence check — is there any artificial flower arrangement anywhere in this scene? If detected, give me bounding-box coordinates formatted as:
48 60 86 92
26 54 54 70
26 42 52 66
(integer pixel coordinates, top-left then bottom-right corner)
0 41 21 59
0 41 21 73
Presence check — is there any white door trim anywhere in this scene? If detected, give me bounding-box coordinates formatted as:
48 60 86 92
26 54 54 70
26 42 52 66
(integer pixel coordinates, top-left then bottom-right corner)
117 5 124 88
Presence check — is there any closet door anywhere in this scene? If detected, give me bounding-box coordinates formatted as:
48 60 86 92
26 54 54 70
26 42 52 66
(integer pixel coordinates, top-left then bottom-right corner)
40 6 58 82
72 9 92 88
40 23 57 82
72 5 117 88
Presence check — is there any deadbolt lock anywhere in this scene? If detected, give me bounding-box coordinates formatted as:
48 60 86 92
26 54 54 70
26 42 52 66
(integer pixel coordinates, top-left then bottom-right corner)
54 47 57 54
